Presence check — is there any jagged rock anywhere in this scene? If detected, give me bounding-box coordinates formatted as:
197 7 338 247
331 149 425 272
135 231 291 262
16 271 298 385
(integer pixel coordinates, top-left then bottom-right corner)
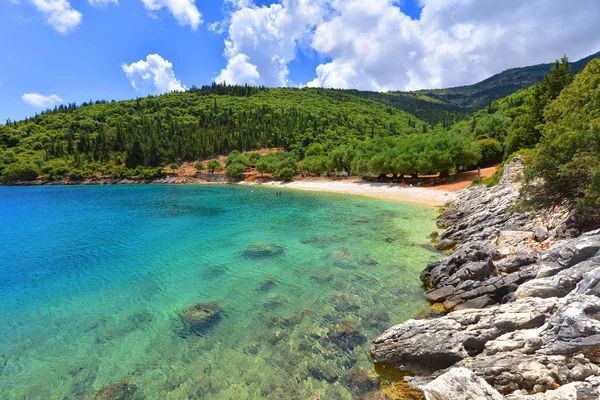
421 368 504 400
93 382 137 400
371 297 554 374
534 226 549 243
373 156 600 397
534 231 600 278
179 300 223 334
515 255 600 299
422 242 494 289
243 242 284 258
575 267 600 296
505 375 600 399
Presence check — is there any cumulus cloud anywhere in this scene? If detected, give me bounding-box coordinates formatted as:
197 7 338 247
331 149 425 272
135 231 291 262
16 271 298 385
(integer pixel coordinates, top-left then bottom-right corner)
216 0 600 90
30 0 82 34
215 0 327 86
122 54 186 95
88 0 118 7
141 0 202 30
22 93 64 108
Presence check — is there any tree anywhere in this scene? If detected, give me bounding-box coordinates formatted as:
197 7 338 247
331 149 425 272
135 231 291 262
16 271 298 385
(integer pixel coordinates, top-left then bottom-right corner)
328 145 354 175
1 161 40 181
278 167 295 181
194 161 204 171
207 159 222 174
300 156 328 176
226 150 250 168
225 163 244 180
523 59 600 223
169 163 179 174
305 143 324 157
476 138 504 165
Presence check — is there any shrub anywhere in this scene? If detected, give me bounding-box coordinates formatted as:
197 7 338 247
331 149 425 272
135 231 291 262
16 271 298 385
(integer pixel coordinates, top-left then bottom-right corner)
278 167 295 181
225 163 244 179
1 161 40 181
207 159 222 174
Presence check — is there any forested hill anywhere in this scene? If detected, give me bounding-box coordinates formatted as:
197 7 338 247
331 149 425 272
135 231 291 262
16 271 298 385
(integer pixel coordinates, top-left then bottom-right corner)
0 86 433 180
410 51 600 111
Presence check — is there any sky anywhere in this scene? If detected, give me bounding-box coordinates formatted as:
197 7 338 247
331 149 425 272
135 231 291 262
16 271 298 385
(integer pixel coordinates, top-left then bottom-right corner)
1 0 600 123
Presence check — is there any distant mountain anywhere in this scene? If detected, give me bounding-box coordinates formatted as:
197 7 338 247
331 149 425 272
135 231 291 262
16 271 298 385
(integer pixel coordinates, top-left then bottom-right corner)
405 51 600 111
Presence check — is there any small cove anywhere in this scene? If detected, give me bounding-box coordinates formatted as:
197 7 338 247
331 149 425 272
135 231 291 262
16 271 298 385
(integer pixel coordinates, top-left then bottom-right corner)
0 185 439 399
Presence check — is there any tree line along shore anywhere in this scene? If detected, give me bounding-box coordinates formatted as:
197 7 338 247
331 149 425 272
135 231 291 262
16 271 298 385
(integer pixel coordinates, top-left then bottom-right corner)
1 56 599 223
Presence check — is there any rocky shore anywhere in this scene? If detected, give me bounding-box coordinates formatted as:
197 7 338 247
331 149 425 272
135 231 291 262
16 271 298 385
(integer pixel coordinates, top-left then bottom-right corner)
370 156 600 399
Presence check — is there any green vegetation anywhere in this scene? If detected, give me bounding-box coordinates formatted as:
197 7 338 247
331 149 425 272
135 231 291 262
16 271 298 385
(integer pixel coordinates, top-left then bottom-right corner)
0 84 435 182
522 59 600 222
206 159 222 174
1 50 598 226
413 51 599 111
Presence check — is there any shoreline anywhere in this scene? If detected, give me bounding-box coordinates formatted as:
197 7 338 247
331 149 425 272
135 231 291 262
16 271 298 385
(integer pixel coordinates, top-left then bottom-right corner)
242 179 456 206
1 177 458 207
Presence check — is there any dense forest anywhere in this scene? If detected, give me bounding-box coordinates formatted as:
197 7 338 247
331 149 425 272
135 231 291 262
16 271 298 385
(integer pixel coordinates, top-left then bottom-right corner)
0 86 434 180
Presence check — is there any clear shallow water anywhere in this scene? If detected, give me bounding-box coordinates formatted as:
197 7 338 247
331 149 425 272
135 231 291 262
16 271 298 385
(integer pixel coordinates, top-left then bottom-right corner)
0 185 439 399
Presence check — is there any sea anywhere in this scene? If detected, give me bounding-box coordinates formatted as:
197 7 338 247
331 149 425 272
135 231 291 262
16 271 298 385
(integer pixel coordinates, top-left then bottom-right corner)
0 185 440 399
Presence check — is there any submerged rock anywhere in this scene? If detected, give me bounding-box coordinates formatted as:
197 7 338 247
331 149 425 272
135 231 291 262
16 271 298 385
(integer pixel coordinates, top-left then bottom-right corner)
360 257 379 266
179 300 223 334
332 292 360 313
243 242 284 258
311 267 334 284
93 382 137 400
201 265 227 279
341 368 380 396
325 320 366 350
257 279 277 292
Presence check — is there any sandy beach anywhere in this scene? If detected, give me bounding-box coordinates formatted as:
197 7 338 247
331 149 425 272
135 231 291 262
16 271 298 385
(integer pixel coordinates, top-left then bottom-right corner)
242 179 457 206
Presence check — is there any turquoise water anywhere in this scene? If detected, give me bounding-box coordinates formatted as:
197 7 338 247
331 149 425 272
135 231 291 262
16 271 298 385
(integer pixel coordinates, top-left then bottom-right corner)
0 185 439 399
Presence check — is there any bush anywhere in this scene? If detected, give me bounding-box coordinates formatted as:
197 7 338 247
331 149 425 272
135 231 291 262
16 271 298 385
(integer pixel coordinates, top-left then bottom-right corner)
225 163 244 179
207 159 222 174
194 161 204 171
477 138 504 165
278 167 295 181
1 161 40 181
226 150 250 168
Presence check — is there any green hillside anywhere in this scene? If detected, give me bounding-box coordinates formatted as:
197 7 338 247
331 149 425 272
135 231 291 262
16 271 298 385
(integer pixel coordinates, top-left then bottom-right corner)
0 85 433 180
410 51 600 111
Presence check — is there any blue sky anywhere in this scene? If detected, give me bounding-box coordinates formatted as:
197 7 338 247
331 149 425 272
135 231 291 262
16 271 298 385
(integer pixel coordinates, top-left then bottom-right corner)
1 0 599 123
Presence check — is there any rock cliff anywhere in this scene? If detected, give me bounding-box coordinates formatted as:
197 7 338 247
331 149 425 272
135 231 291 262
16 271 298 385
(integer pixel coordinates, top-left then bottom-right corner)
371 157 600 399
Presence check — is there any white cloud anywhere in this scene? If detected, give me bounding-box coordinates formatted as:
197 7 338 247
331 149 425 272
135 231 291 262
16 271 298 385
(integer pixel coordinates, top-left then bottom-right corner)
122 54 186 95
216 0 327 86
88 0 118 7
141 0 202 30
22 93 64 108
216 0 600 91
30 0 82 34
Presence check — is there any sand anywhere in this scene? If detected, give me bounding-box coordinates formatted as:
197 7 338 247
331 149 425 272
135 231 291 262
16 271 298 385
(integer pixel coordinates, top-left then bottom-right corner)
242 179 457 206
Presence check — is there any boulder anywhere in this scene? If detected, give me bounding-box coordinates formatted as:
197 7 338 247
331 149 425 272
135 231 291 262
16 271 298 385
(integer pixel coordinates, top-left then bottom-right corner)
421 368 504 400
179 300 223 334
243 242 284 258
93 382 137 400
